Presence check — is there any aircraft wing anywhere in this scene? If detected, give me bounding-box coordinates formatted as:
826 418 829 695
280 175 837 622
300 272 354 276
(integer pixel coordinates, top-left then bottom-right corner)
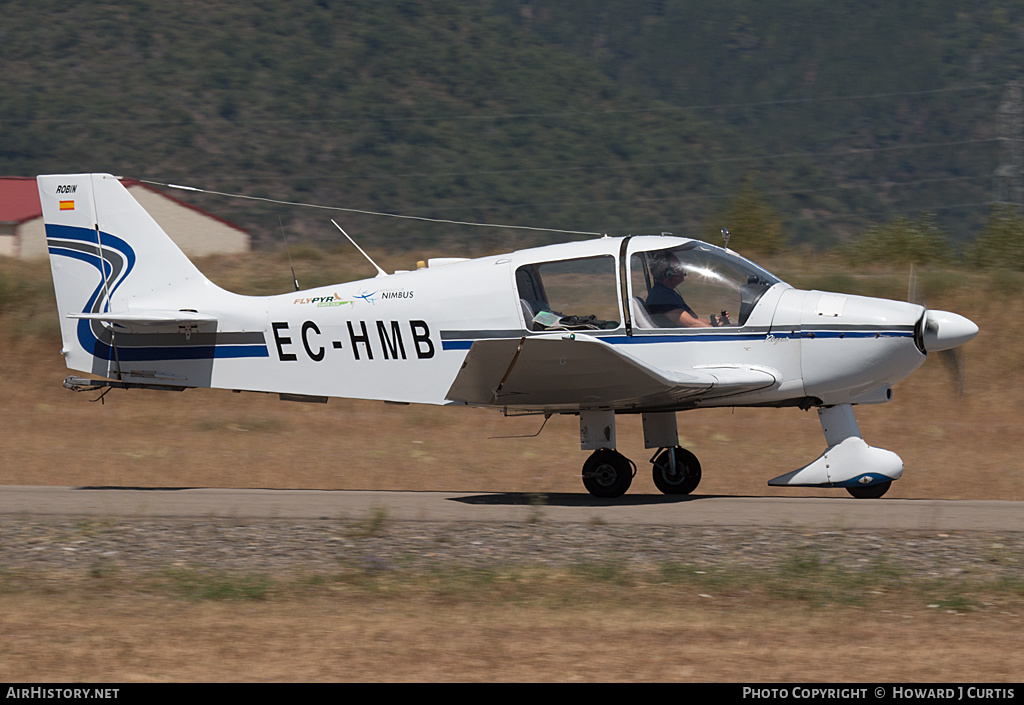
445 333 777 409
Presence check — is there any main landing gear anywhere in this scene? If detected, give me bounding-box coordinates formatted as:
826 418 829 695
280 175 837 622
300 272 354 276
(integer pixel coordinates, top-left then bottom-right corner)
580 445 702 499
578 410 701 499
651 446 702 495
581 449 635 498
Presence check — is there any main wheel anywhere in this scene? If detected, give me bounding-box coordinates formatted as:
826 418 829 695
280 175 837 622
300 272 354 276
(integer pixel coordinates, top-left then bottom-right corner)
581 449 634 498
651 447 702 495
846 480 892 499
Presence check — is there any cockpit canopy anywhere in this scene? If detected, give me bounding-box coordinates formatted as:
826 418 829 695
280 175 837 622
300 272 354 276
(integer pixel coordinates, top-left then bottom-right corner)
630 241 781 328
514 238 782 332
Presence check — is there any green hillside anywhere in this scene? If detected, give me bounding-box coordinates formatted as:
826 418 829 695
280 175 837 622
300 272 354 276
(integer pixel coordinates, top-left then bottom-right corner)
493 1 1024 244
3 1 1023 253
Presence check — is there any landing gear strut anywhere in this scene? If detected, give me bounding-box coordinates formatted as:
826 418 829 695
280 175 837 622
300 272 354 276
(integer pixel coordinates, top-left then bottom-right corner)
651 446 702 495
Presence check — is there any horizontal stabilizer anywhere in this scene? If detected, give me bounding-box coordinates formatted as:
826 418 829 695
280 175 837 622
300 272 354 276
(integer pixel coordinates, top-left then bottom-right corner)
68 310 218 326
445 333 777 409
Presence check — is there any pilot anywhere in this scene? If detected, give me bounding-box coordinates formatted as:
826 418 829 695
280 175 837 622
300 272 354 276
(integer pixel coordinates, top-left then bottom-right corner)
646 253 726 328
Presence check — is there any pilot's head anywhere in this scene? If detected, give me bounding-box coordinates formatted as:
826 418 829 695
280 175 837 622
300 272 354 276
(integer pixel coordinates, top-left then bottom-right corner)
650 253 685 283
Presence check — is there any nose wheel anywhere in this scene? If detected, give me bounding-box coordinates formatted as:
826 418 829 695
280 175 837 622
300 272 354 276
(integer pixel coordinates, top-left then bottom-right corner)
581 449 635 498
846 480 892 499
651 446 702 495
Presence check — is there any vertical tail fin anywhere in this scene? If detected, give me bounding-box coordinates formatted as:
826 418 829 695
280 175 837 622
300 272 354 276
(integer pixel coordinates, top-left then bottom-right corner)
38 173 221 376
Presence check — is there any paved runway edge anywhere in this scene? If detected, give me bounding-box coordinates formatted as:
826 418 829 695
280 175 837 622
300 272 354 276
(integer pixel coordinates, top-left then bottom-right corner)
0 486 1021 531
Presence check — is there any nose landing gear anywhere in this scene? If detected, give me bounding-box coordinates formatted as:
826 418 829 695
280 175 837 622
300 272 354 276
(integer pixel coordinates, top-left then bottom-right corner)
767 404 902 497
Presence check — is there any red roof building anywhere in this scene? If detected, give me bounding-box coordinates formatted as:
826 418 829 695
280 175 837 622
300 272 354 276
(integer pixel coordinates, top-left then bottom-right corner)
0 176 250 259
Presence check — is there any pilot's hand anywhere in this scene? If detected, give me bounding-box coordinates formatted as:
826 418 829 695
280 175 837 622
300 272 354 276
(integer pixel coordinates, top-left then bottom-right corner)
710 311 732 327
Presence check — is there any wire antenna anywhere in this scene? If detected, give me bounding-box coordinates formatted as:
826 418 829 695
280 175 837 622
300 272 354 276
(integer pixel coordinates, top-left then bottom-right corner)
153 180 602 237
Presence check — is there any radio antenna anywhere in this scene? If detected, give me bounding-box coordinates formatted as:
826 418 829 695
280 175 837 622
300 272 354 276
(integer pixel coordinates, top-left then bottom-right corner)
331 220 387 278
279 218 300 291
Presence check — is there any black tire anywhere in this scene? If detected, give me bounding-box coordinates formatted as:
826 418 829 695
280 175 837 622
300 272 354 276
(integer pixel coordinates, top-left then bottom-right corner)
651 447 702 495
846 480 892 499
581 449 633 498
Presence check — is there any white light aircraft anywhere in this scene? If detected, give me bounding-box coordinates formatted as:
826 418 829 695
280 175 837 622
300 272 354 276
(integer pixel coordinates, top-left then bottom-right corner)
39 173 979 499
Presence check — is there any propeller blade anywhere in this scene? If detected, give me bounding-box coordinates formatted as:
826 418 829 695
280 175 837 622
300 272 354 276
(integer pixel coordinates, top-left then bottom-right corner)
940 347 966 397
906 269 974 396
907 263 924 306
919 309 975 397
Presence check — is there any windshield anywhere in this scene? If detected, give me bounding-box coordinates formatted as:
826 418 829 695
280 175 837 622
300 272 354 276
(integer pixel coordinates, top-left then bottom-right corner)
630 241 780 328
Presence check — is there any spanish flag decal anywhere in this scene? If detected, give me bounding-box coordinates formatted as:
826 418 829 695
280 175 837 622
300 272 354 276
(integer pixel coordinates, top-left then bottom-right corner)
59 200 75 211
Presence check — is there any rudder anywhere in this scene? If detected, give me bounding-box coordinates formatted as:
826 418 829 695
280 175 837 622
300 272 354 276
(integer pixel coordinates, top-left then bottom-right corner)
38 173 218 376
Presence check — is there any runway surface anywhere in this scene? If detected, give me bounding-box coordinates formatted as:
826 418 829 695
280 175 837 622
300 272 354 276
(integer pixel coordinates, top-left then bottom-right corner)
0 486 1020 531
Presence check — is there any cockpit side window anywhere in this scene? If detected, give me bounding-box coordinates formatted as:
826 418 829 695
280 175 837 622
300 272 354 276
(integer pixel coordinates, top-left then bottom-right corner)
515 255 620 331
630 243 779 329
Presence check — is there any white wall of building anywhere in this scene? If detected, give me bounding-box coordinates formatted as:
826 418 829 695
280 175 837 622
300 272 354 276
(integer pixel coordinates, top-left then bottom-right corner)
9 184 249 260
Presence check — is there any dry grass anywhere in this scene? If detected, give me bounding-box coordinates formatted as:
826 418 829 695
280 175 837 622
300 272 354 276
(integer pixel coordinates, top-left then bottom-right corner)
0 568 1020 682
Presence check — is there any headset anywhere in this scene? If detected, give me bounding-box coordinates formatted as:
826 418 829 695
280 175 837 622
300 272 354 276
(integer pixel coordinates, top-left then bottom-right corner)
650 253 686 281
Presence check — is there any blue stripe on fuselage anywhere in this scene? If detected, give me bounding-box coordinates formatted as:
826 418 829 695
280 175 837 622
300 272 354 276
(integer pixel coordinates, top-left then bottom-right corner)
440 329 914 350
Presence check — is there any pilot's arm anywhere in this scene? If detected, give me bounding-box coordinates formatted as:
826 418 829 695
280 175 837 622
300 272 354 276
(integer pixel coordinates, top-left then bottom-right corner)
646 279 727 328
665 307 712 328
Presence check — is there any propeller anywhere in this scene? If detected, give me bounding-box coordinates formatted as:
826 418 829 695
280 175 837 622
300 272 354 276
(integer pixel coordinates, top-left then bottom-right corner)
907 265 978 396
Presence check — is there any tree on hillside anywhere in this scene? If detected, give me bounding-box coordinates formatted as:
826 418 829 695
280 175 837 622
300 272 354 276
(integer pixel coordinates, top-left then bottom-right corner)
706 174 786 255
969 204 1024 271
845 213 952 266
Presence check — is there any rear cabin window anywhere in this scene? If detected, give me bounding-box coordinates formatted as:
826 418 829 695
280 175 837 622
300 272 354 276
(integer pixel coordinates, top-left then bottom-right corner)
515 255 620 331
